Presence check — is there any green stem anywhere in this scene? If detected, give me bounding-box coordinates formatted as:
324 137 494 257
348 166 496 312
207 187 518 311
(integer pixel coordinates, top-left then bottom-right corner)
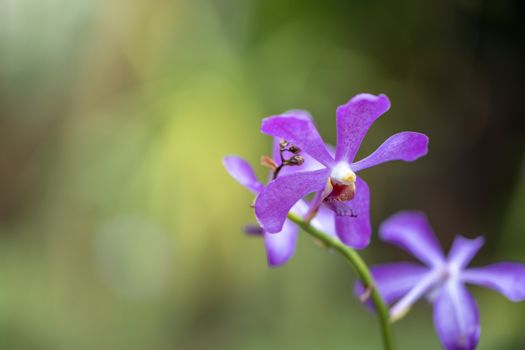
287 212 394 350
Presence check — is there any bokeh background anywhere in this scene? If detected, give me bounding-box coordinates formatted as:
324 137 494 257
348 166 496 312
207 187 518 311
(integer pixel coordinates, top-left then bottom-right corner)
1 0 524 349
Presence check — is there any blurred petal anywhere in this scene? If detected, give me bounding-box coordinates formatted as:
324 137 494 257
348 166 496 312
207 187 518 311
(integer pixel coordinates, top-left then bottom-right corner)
433 282 480 350
390 268 443 321
355 262 430 308
289 198 337 237
462 262 525 301
255 169 330 233
330 177 371 249
311 205 337 238
261 115 334 167
351 132 429 172
223 156 263 193
448 236 485 269
379 211 445 267
244 224 264 235
335 93 391 163
264 219 298 267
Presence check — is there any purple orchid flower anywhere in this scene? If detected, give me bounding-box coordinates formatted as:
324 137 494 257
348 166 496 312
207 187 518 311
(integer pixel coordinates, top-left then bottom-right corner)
254 93 429 249
223 113 337 267
356 211 525 350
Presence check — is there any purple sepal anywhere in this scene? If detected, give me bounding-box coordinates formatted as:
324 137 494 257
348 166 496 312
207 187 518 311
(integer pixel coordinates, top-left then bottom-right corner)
254 168 330 233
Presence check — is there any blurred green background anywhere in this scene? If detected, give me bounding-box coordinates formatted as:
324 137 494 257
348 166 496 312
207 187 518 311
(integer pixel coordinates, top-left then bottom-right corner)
0 0 524 349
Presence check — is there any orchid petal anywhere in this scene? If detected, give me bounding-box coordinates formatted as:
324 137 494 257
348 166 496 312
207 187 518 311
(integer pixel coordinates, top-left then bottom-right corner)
390 268 443 321
268 112 330 174
462 262 525 301
433 282 480 350
335 93 391 163
255 169 331 233
281 109 313 121
290 198 337 238
264 219 298 267
261 116 334 167
271 137 325 178
311 206 337 238
379 211 445 267
264 198 331 267
351 132 429 172
448 236 485 269
330 177 371 249
223 156 263 193
355 262 430 307
244 224 264 235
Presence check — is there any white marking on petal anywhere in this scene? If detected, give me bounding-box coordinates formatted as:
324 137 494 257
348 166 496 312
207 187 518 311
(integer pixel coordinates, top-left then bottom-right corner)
390 268 445 322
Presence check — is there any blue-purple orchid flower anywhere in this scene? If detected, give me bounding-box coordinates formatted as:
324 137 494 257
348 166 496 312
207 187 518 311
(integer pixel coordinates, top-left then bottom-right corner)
356 211 525 350
255 93 429 249
223 113 338 266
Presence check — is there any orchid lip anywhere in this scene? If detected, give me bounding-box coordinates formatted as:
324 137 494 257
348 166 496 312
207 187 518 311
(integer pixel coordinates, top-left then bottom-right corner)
330 161 356 185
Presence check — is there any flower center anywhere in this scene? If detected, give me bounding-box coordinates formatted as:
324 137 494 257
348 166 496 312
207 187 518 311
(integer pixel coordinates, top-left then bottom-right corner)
425 265 453 301
390 268 445 322
325 162 357 202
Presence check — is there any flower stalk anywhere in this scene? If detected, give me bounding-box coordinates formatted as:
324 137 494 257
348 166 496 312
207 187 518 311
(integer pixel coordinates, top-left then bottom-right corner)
287 212 394 350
